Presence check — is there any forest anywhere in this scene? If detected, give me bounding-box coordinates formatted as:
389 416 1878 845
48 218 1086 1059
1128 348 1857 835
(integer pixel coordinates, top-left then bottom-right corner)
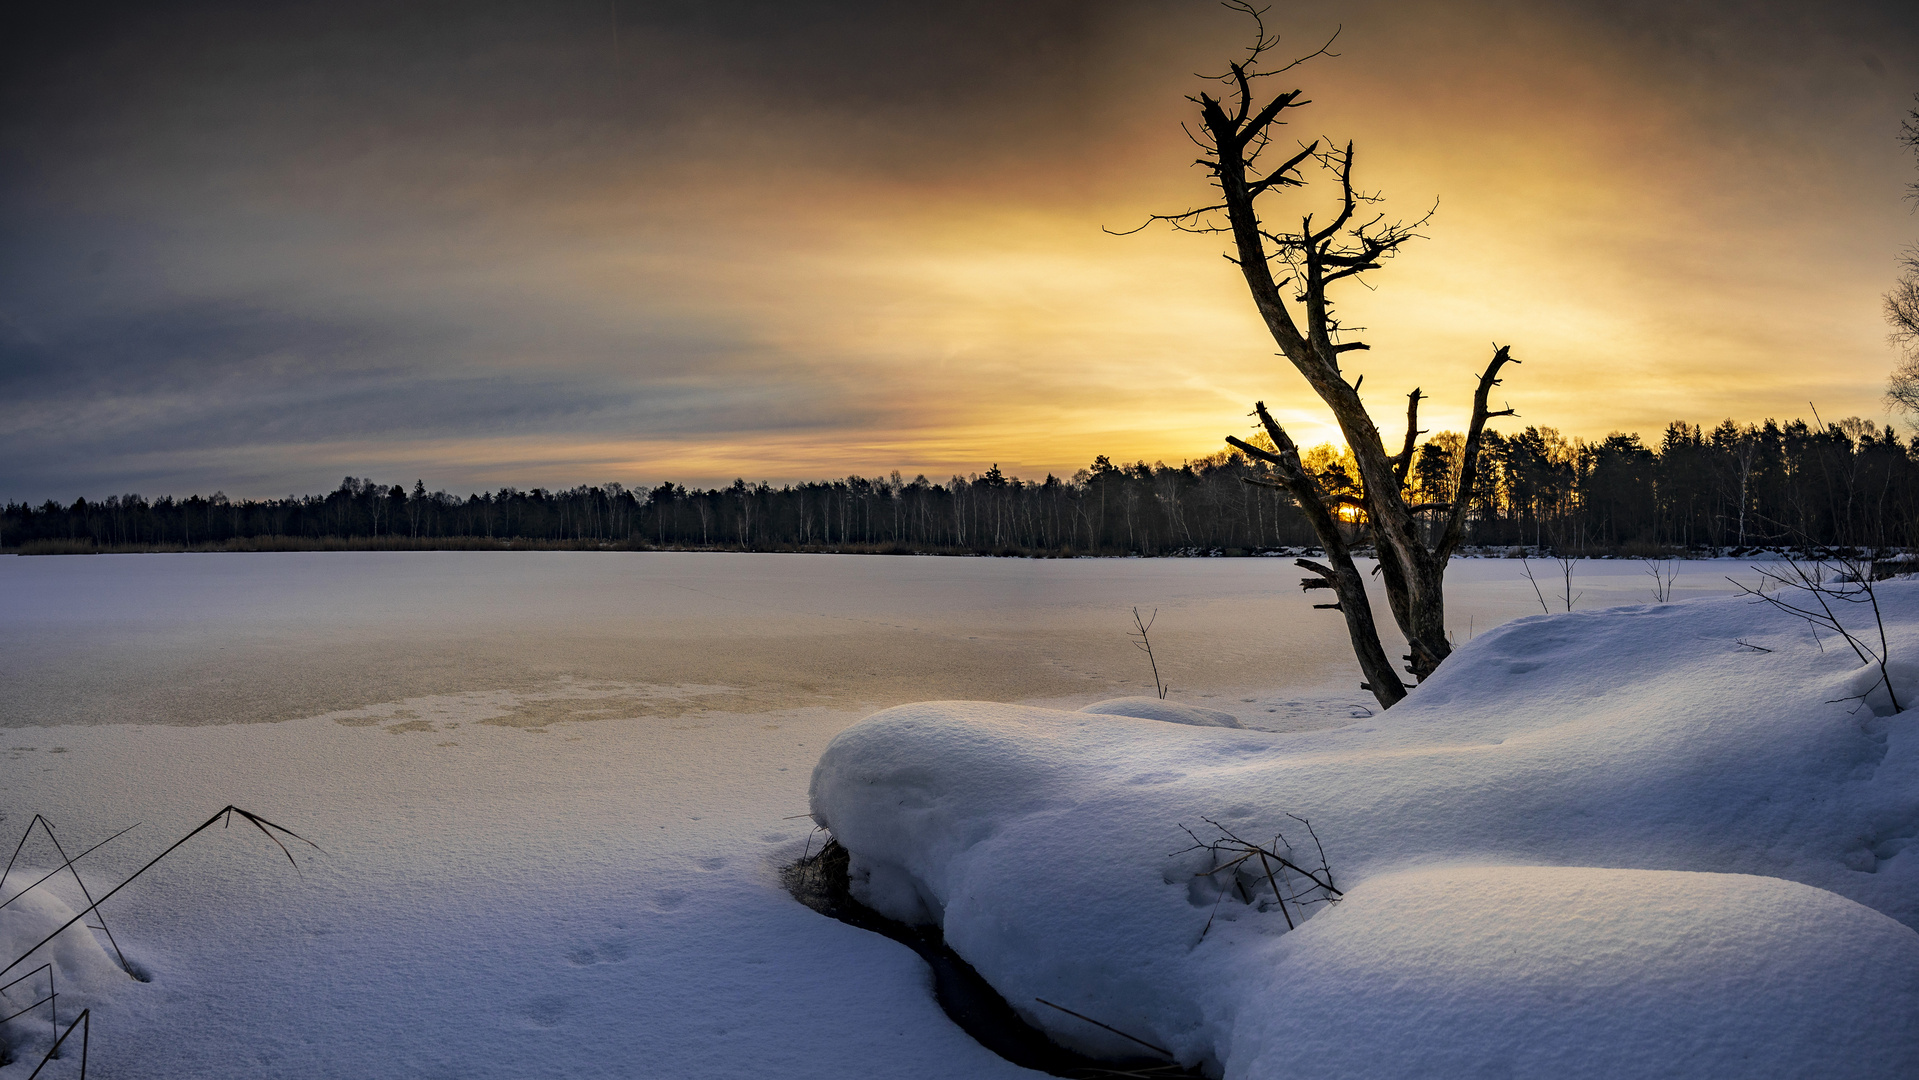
5 416 1916 557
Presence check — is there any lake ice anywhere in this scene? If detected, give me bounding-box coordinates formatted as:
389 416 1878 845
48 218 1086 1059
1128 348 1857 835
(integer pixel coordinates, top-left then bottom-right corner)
1 552 1913 1077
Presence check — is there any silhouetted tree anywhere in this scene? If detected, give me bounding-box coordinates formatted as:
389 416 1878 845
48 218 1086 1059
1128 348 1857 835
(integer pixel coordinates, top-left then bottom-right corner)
1123 4 1518 706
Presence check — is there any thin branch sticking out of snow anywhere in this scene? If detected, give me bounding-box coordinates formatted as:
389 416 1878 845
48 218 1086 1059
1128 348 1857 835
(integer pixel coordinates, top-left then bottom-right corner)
1175 815 1341 937
1730 554 1902 714
1130 607 1171 700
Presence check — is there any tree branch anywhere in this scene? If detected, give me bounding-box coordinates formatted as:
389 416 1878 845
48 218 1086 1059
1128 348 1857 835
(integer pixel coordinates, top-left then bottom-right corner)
1437 345 1518 559
1394 388 1423 488
1236 403 1405 707
1245 141 1320 196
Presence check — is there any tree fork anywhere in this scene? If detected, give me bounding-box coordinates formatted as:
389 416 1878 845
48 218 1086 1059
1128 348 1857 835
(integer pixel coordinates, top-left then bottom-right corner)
1227 403 1405 707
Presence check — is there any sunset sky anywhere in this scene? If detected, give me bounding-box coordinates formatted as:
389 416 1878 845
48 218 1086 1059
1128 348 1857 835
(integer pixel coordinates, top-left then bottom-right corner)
4 0 1917 501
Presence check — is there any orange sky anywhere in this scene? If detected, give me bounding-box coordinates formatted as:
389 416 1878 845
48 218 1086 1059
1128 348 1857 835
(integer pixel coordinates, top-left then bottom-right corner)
4 1 1917 498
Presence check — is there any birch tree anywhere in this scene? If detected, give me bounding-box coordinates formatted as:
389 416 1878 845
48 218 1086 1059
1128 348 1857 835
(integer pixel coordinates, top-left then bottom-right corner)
1887 96 1919 417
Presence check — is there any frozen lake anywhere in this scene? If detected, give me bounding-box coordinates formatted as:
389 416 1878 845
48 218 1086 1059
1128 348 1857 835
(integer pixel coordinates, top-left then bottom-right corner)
1 551 1749 731
0 552 1776 1077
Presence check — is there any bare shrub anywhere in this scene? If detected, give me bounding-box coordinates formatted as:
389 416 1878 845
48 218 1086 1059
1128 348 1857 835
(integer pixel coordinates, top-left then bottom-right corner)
1175 815 1341 937
1732 556 1902 714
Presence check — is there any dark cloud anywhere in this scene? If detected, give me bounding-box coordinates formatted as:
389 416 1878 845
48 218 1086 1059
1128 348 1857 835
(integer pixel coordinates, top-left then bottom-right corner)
0 0 1137 195
0 291 873 441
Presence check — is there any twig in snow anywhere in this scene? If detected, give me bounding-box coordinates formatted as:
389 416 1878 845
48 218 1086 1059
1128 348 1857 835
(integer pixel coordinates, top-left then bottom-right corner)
1034 997 1173 1059
1129 607 1170 699
1555 552 1582 611
0 823 139 915
1173 816 1340 936
1643 557 1679 603
1519 557 1550 614
1730 554 1901 714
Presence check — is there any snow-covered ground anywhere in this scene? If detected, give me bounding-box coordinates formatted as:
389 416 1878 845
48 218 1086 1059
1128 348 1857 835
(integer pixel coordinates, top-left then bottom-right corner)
1 552 1909 1077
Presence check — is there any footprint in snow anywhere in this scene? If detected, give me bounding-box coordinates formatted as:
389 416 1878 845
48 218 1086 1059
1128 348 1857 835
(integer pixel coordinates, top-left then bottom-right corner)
565 940 631 966
522 996 567 1028
1125 771 1186 786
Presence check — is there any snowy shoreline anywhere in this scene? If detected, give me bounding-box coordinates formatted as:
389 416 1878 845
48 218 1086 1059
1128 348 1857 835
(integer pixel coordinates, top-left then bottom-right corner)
3 553 1911 1077
810 589 1919 1077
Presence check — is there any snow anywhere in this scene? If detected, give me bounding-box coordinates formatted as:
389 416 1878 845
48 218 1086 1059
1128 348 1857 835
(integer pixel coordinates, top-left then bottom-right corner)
0 552 1911 1077
811 583 1919 1077
1079 697 1242 727
1234 866 1919 1079
0 868 129 1064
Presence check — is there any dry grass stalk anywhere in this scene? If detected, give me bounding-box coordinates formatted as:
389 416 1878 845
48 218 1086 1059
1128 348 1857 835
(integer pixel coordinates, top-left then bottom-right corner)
2 806 319 983
1 818 140 976
0 964 58 1052
25 1008 87 1080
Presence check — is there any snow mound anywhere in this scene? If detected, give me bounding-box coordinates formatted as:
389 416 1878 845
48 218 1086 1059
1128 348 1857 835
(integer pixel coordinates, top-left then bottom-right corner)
1834 658 1919 717
811 586 1919 1077
1 873 127 988
1079 697 1241 728
1 871 131 1058
1237 865 1919 1079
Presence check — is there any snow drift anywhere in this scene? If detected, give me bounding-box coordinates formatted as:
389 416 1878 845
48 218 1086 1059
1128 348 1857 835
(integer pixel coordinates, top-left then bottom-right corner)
810 586 1919 1077
1 870 128 1063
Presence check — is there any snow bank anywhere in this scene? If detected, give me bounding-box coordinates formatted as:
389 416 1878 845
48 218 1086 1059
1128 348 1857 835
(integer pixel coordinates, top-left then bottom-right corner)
1 871 129 1061
1234 865 1919 1079
1080 697 1242 727
811 586 1919 1077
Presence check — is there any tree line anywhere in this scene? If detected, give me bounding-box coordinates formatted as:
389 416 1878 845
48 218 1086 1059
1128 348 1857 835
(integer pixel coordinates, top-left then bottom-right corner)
4 415 1915 556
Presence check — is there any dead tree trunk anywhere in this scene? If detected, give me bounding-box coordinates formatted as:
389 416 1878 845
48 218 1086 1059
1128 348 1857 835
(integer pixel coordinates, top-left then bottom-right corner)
1126 5 1518 707
1228 402 1405 703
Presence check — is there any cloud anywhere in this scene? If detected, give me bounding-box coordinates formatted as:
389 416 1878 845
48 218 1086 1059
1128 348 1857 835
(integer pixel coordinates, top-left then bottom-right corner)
2 0 1917 500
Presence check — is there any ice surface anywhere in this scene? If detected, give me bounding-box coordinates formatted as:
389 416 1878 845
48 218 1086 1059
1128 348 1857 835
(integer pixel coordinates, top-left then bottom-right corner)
811 585 1919 1077
0 550 1754 732
0 552 1890 1078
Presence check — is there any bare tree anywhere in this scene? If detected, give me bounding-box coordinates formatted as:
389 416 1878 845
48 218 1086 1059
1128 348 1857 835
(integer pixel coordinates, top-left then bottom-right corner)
1887 96 1919 417
1644 557 1679 603
1122 4 1517 707
1518 548 1580 613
